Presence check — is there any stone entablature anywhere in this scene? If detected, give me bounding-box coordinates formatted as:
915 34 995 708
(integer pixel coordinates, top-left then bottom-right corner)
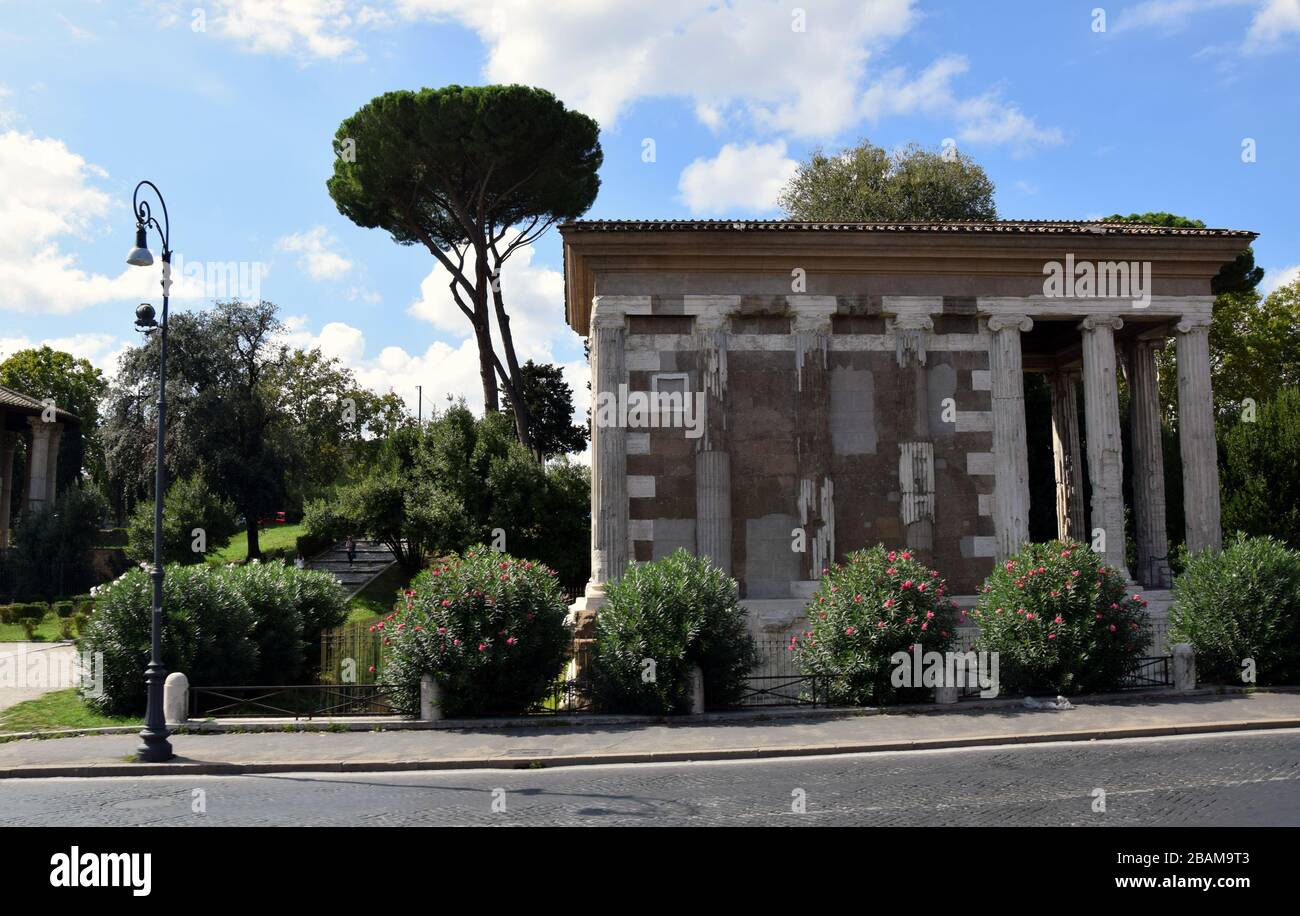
561 221 1255 630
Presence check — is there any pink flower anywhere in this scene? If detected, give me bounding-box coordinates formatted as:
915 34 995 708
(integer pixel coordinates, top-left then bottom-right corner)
1054 616 1064 624
917 583 928 592
925 610 935 619
920 622 929 631
845 626 857 635
368 665 375 673
1047 633 1057 640
1026 613 1036 620
883 598 895 609
901 580 913 590
441 599 451 608
478 642 487 651
930 570 940 578
876 621 886 629
507 637 518 645
1108 624 1117 632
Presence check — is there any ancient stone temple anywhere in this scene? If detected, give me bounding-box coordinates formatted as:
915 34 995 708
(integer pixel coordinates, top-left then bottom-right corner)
0 385 80 551
560 219 1254 639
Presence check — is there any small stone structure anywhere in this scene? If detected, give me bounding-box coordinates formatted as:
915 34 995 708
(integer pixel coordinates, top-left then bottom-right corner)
0 385 80 551
559 219 1253 642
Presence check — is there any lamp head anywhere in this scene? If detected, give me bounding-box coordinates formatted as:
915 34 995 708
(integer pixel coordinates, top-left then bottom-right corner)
134 302 158 329
126 225 154 267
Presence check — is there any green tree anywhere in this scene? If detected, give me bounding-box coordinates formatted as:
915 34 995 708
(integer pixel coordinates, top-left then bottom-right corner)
0 346 107 491
1220 387 1300 548
102 300 397 557
1103 212 1264 295
778 140 997 222
126 472 240 566
7 486 105 600
327 84 602 455
501 360 587 460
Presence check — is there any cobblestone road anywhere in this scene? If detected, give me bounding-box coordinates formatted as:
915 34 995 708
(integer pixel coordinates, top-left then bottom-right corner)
2 730 1297 826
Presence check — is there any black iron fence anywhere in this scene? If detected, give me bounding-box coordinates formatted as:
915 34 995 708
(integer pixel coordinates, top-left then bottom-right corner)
730 639 826 708
190 684 398 719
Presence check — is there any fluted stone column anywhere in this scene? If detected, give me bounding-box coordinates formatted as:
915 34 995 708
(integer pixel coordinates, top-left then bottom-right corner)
793 301 837 578
695 305 733 575
584 300 629 603
44 423 63 504
695 450 731 574
0 431 16 550
1049 370 1086 541
1128 337 1173 586
25 417 52 510
987 315 1033 559
1176 316 1222 553
1079 316 1129 577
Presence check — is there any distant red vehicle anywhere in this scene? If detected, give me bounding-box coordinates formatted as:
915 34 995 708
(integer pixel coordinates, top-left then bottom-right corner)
257 511 288 526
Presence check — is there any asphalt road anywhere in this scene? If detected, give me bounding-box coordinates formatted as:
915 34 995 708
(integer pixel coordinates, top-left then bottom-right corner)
2 730 1297 826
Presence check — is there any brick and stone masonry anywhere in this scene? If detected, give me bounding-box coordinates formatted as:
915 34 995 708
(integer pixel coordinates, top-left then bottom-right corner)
560 220 1255 645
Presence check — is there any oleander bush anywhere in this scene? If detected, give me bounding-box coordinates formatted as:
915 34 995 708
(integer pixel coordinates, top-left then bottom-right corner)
587 550 760 714
377 547 572 717
80 562 347 715
972 540 1151 694
793 546 961 706
1170 535 1300 685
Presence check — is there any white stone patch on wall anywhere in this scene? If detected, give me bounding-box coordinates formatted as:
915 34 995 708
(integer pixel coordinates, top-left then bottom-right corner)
626 432 650 454
626 350 662 371
978 494 993 516
744 514 802 599
955 411 993 433
651 518 697 560
966 452 995 476
970 369 991 391
829 367 877 455
960 535 999 558
829 336 987 352
627 475 656 499
628 519 654 541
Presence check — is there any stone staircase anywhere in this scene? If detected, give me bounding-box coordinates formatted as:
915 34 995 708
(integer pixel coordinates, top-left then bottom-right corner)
306 540 396 599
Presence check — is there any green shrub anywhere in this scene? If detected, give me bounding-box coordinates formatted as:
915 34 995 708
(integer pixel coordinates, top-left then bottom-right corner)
53 600 75 618
973 540 1151 694
72 611 90 637
79 562 348 715
588 550 760 714
1220 387 1300 549
15 602 49 637
126 473 240 566
1170 535 1300 685
378 546 572 717
0 604 15 625
59 618 75 640
235 562 306 683
72 594 95 616
792 546 960 706
80 566 259 715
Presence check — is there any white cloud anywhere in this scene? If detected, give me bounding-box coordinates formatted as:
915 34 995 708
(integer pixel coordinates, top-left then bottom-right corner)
1261 263 1300 296
1245 0 1300 47
0 332 129 379
276 225 352 280
1112 0 1253 34
678 141 798 215
0 130 156 315
860 56 1063 154
208 0 365 59
398 0 918 138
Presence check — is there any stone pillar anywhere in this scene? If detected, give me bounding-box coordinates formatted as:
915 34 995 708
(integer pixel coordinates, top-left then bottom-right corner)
792 300 837 578
1176 316 1222 554
0 431 16 550
890 303 938 560
695 450 732 575
25 417 52 509
695 306 733 575
44 423 63 504
1079 316 1128 577
1048 370 1086 541
584 299 630 603
1128 337 1173 587
987 315 1033 559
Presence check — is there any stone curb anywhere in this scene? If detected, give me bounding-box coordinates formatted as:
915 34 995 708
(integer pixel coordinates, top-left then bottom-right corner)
2 717 1298 780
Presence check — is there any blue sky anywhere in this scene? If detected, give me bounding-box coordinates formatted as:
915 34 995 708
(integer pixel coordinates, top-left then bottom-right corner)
1 0 1297 422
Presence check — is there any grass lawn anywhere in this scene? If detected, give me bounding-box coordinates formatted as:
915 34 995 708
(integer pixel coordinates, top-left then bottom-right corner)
0 613 72 643
208 521 307 565
347 563 413 623
0 689 140 734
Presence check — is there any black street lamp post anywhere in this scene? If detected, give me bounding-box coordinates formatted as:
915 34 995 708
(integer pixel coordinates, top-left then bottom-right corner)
126 180 174 763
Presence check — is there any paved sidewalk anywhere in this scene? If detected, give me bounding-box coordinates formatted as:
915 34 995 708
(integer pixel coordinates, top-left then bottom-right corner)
307 539 395 598
2 691 1298 778
0 642 78 713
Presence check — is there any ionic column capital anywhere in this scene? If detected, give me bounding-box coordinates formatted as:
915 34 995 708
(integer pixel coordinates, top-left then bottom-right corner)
987 314 1033 334
1079 315 1124 333
788 295 837 334
25 415 55 438
1176 315 1212 334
